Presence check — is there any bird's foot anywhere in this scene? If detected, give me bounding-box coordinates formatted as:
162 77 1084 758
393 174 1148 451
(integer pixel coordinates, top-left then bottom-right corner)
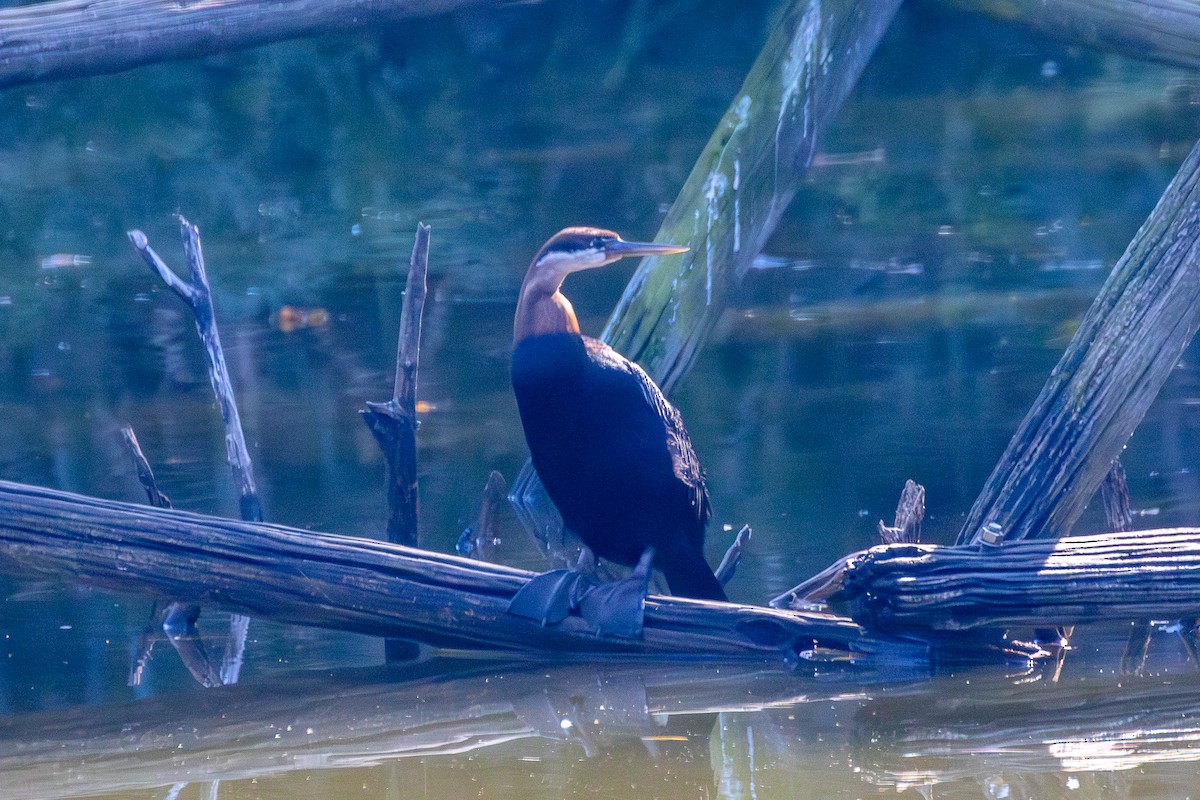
508 548 655 639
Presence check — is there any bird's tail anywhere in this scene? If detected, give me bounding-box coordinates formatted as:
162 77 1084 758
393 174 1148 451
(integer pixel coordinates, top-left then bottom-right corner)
658 543 727 602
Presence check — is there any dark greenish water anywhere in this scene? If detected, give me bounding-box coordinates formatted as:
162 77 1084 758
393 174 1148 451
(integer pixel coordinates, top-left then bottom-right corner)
3 1 1200 797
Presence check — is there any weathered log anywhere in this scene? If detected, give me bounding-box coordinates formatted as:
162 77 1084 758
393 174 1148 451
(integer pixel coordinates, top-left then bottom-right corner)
0 479 926 662
0 0 489 90
957 135 1200 546
793 528 1200 633
951 0 1200 71
601 0 904 394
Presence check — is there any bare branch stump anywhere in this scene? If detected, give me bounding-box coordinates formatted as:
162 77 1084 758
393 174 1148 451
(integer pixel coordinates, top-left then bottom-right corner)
362 222 430 550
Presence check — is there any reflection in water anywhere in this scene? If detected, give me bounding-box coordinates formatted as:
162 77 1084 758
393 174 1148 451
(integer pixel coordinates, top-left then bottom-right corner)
3 643 1200 799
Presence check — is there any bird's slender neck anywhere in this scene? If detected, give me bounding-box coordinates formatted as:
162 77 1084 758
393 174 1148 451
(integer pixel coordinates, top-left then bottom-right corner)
514 257 582 343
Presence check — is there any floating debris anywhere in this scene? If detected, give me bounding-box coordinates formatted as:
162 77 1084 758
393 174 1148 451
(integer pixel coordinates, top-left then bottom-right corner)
272 305 330 333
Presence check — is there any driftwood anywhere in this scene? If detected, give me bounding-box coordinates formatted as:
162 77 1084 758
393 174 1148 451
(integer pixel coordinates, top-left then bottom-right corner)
0 479 928 662
777 528 1200 634
361 222 430 661
957 135 1200 546
0 0 489 90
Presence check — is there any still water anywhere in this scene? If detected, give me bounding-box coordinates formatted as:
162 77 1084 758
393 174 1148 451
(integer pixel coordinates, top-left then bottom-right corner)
3 0 1200 797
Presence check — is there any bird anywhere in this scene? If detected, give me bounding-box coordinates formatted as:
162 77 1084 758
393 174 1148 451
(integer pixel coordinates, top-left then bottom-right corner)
509 227 727 613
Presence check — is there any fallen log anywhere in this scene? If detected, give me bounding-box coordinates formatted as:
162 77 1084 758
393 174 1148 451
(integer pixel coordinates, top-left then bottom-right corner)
0 479 926 663
0 0 490 91
775 528 1200 633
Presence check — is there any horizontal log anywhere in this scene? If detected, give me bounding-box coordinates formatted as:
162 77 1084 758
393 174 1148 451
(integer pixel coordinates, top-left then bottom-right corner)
800 529 1200 632
0 480 924 662
0 0 488 90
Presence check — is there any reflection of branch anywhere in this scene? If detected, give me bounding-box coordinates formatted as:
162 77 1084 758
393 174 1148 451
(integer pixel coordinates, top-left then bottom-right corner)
0 659 826 800
856 670 1200 787
0 0 493 90
4 656 1198 800
129 217 260 685
122 425 222 689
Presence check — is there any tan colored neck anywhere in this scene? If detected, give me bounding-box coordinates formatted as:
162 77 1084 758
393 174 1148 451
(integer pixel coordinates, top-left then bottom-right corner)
514 262 581 342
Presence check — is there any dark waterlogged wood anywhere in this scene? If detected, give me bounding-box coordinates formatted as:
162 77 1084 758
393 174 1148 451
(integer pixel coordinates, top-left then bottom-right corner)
0 480 927 662
362 223 431 661
601 0 905 394
362 223 430 550
951 0 1200 71
0 0 489 90
792 528 1200 633
957 136 1200 546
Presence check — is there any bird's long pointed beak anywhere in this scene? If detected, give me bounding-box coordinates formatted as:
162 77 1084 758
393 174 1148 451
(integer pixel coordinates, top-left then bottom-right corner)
605 239 689 260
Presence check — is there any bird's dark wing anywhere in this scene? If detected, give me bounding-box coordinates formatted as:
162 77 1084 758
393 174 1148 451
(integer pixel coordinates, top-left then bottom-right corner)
584 338 711 534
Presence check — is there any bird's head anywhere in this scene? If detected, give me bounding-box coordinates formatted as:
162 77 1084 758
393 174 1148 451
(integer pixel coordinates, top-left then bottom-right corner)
515 227 688 342
530 227 689 276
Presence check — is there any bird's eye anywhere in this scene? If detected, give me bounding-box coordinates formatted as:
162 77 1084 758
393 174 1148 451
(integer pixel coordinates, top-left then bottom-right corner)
591 238 606 250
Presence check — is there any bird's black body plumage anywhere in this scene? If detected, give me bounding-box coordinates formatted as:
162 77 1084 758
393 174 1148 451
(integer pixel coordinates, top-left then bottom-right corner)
512 331 726 601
